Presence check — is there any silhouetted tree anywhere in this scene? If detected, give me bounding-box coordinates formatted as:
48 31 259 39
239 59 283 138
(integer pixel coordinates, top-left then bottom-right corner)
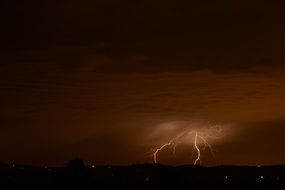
66 158 86 174
55 158 94 189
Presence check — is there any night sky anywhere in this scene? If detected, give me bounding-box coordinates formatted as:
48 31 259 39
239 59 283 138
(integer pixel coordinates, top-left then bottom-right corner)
1 0 285 166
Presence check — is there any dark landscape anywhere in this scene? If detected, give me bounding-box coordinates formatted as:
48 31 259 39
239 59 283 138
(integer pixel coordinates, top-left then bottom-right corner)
1 159 285 189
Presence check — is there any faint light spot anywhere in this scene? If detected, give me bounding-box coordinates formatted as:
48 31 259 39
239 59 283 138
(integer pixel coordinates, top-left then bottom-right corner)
225 176 228 179
92 165 95 168
258 175 264 182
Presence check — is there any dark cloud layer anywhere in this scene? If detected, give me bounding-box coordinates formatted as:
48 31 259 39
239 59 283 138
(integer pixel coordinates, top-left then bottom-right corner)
1 1 285 166
2 0 285 75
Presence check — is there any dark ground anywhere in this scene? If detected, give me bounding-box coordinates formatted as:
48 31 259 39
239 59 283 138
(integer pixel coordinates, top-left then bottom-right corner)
0 159 284 189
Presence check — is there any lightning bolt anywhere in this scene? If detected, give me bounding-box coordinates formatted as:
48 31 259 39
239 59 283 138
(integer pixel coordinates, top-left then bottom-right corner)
194 132 201 165
172 141 180 157
151 129 218 165
152 132 187 163
153 140 174 164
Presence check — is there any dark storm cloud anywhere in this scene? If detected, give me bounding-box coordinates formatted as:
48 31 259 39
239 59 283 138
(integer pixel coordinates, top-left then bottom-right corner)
217 119 285 165
62 131 147 165
1 0 285 165
2 0 285 73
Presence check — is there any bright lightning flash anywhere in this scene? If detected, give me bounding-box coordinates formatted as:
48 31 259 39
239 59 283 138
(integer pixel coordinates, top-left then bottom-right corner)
153 140 173 164
151 128 219 165
194 132 201 165
153 132 186 163
193 132 214 165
